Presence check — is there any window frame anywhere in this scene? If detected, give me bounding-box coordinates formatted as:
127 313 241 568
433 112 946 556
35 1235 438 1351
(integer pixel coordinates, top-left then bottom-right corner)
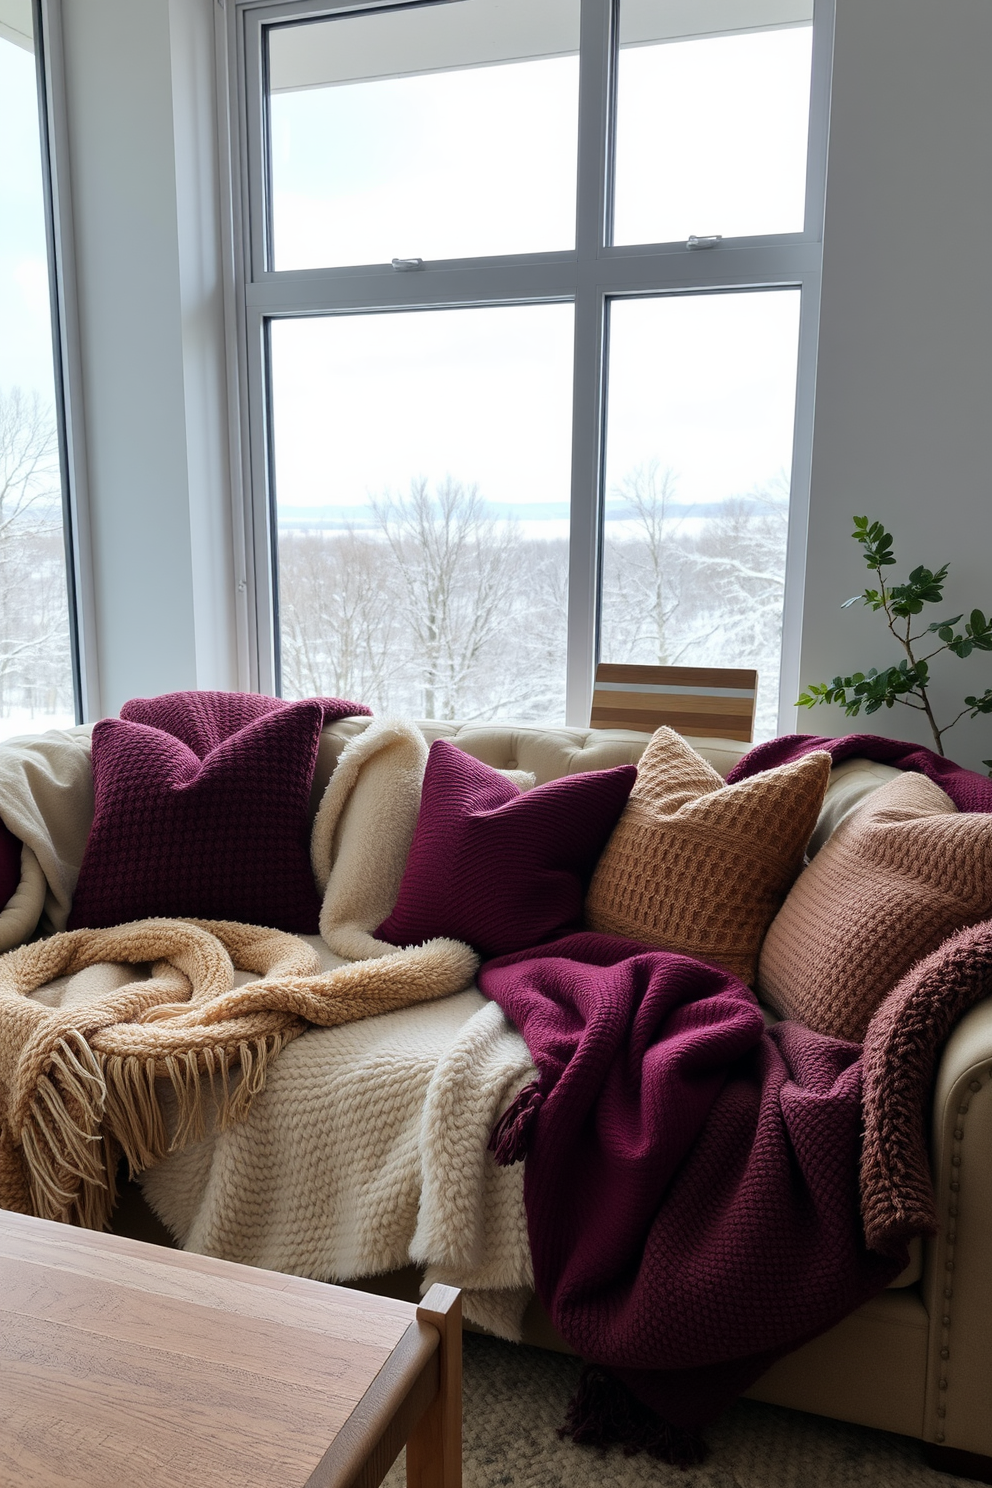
226 0 834 727
0 0 92 727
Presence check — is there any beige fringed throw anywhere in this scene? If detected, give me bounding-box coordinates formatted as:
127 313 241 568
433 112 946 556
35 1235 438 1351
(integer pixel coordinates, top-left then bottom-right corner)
0 719 480 1230
0 916 475 1229
0 920 300 1227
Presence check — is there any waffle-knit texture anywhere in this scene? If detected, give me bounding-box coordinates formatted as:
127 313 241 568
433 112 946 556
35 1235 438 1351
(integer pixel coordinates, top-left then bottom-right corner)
585 728 831 984
758 772 992 1040
120 688 367 755
377 739 636 958
69 693 368 933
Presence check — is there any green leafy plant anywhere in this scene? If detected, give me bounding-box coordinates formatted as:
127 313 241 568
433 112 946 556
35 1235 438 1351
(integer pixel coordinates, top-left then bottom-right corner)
797 517 992 773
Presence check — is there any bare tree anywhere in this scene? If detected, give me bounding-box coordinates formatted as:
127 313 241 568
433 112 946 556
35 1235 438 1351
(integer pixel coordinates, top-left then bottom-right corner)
687 481 790 737
279 527 402 706
500 536 568 721
373 478 526 719
0 387 73 720
277 479 570 722
275 466 791 739
600 462 720 667
598 462 791 737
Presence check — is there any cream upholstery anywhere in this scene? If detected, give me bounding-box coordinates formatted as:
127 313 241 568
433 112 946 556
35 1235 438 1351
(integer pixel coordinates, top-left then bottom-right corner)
313 717 747 809
923 996 992 1455
805 756 905 858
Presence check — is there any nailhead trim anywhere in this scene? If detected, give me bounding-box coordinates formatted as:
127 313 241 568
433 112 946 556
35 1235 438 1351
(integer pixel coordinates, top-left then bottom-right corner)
931 1066 991 1445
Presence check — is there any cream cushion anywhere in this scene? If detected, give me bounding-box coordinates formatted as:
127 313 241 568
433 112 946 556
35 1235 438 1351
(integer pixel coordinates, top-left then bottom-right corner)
0 845 47 952
806 757 905 858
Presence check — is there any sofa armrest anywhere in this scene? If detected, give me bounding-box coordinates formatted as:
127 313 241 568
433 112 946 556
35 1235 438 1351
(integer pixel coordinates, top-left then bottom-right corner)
921 995 992 1455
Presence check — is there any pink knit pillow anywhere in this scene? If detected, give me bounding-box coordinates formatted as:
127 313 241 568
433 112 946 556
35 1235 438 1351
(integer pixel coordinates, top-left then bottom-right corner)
377 740 636 958
758 772 992 1040
69 693 369 933
0 818 20 909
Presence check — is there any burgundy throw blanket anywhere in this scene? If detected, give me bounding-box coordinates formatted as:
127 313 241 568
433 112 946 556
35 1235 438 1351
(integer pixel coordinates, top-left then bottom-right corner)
480 734 992 1461
481 934 904 1455
726 731 992 811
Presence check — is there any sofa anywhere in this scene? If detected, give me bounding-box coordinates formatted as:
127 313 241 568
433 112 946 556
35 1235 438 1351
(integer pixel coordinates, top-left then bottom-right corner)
2 711 990 1479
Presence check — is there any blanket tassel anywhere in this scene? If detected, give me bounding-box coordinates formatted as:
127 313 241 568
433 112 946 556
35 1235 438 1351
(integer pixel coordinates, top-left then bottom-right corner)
559 1365 708 1468
488 1081 543 1166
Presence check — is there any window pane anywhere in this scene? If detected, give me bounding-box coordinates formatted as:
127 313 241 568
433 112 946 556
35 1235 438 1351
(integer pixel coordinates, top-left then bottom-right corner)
270 304 573 720
613 1 813 246
0 17 75 740
600 290 801 739
267 0 580 270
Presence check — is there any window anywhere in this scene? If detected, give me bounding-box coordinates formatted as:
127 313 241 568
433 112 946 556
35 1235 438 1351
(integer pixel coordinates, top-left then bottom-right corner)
231 0 829 734
0 1 78 737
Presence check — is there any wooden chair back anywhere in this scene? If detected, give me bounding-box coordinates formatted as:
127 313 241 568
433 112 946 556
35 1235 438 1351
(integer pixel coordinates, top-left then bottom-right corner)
590 663 757 742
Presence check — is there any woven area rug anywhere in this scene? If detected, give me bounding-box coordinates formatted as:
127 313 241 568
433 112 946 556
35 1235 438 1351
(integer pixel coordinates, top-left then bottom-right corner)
385 1332 982 1487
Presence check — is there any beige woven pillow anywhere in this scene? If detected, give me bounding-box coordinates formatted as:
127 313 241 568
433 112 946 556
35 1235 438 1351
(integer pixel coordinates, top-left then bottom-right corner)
758 772 992 1041
585 728 831 984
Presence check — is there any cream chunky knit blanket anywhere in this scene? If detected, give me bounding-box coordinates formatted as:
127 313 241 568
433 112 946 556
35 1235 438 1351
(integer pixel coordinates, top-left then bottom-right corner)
143 719 536 1333
0 722 537 1331
142 980 536 1336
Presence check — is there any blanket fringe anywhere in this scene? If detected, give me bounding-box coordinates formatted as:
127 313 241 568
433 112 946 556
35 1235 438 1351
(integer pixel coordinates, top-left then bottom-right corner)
20 1031 290 1228
559 1366 708 1468
22 1031 110 1229
488 1080 543 1166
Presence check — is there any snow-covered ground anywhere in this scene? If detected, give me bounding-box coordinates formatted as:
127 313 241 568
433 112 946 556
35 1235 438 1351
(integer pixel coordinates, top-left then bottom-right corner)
0 710 77 743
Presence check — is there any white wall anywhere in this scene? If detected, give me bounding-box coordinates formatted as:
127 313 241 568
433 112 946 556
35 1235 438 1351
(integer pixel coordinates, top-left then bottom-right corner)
60 0 237 716
798 0 992 772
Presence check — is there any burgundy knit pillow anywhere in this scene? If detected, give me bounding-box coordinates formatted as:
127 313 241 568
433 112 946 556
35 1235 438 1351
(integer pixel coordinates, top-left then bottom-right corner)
376 740 637 958
120 689 298 754
69 693 369 933
0 818 20 909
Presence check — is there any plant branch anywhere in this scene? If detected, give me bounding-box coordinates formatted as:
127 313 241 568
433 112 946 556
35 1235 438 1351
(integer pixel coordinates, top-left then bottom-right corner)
797 516 991 769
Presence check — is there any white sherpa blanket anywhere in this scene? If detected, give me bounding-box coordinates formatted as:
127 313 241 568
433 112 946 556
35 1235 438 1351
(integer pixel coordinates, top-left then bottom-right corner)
0 724 94 947
12 718 537 1336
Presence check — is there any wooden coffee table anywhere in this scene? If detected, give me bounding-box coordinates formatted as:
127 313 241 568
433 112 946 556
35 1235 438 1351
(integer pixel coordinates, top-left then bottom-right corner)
0 1209 460 1488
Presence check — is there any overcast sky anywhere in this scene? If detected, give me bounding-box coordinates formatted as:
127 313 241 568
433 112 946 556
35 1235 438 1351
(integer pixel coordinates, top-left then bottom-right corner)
2 22 811 523
0 36 55 402
268 23 811 521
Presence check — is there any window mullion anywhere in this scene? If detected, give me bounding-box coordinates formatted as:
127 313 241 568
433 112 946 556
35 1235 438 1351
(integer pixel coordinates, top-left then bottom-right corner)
574 0 613 262
244 307 278 695
565 0 613 727
242 8 270 284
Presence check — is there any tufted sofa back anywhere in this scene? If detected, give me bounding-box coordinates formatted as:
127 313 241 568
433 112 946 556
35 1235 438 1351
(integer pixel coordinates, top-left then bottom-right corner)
309 716 750 820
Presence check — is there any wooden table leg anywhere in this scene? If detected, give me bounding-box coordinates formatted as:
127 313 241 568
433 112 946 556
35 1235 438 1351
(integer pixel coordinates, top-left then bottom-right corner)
406 1284 462 1488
